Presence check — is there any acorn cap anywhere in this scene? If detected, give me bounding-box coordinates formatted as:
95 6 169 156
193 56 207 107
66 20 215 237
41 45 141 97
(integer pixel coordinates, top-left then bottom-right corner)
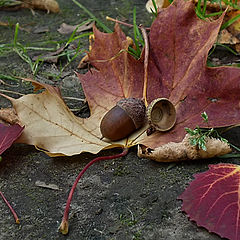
117 98 146 129
147 98 176 131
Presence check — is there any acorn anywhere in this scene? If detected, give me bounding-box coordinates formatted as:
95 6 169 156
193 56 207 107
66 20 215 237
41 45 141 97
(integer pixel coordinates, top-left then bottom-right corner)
100 98 146 141
147 98 176 132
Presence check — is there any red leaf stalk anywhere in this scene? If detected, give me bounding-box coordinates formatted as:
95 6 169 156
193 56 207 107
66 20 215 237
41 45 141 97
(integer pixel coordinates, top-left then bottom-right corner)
0 191 20 224
59 148 129 235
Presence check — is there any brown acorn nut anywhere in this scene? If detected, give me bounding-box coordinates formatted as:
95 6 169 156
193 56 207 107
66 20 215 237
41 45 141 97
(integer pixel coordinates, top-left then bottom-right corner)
100 98 146 141
147 98 176 131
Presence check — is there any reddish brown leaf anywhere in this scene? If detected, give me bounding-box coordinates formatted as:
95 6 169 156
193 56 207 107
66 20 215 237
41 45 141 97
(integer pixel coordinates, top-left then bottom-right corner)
179 164 240 240
2 0 240 158
79 0 240 158
79 23 144 116
139 0 240 150
0 123 24 155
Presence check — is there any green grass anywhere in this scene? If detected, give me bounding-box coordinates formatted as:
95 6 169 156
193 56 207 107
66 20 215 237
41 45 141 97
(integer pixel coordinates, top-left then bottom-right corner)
0 0 21 7
72 0 112 33
1 0 240 79
196 0 240 31
0 20 91 77
185 112 240 158
185 112 228 151
119 213 138 227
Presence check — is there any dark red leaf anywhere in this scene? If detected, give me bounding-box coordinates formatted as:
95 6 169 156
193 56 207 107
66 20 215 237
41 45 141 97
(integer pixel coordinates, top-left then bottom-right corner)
79 0 240 154
0 123 24 155
179 163 240 240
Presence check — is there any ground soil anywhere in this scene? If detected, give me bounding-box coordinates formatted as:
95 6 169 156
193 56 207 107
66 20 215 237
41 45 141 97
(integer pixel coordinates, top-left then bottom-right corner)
0 1 240 240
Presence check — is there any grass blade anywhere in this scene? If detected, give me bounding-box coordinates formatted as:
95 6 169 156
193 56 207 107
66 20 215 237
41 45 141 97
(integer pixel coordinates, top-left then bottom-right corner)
221 13 240 30
72 0 112 33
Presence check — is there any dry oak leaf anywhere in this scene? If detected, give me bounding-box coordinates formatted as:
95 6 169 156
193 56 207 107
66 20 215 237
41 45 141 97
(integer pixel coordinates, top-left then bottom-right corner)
0 108 21 125
21 0 59 13
0 0 60 13
179 163 240 240
78 0 240 160
138 134 231 162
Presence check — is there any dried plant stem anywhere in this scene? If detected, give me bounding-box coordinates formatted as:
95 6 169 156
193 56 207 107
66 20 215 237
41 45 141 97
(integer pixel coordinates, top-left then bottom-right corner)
106 16 151 31
59 148 129 235
0 80 19 87
62 96 86 102
140 25 149 107
0 191 20 224
0 89 24 96
106 16 135 28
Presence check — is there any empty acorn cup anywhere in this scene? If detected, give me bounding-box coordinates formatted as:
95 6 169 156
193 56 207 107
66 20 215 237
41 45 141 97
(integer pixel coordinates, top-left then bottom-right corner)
147 98 176 131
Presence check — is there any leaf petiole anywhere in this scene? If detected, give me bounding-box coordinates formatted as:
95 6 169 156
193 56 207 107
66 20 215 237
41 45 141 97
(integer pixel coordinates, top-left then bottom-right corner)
59 148 129 235
0 191 20 224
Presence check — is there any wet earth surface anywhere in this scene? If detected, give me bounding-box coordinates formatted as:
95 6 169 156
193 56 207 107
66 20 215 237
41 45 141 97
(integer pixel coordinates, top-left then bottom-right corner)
0 0 240 239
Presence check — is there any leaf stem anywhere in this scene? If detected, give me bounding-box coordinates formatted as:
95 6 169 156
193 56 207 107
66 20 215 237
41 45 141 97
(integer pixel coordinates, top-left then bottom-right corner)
140 25 149 107
59 148 129 235
0 191 20 224
106 16 151 31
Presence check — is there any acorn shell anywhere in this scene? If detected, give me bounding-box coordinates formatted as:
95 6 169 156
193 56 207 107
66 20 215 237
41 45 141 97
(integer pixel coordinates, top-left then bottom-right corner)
147 98 176 131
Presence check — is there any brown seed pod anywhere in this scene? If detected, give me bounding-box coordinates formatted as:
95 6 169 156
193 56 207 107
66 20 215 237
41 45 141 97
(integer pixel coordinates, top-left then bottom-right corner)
147 98 176 131
100 98 146 141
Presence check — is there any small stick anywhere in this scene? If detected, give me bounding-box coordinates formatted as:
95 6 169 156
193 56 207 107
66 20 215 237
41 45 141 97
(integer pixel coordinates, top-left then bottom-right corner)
106 16 151 31
59 148 129 235
140 25 150 107
62 96 86 102
0 80 19 87
0 89 24 96
0 191 20 224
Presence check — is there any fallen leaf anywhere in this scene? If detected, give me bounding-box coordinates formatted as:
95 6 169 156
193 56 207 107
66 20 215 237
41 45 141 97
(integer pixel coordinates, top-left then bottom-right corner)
0 21 10 27
1 79 123 156
217 10 240 53
178 163 240 240
58 21 94 35
225 10 240 38
0 123 24 155
79 0 240 158
146 0 170 12
0 108 21 125
22 0 60 13
32 45 66 63
0 0 59 13
32 26 50 34
35 180 60 190
2 0 240 158
138 134 231 162
218 29 240 45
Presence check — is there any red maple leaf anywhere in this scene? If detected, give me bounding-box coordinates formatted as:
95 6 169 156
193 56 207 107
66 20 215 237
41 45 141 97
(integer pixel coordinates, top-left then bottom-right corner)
79 0 240 156
179 163 240 240
0 123 24 155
